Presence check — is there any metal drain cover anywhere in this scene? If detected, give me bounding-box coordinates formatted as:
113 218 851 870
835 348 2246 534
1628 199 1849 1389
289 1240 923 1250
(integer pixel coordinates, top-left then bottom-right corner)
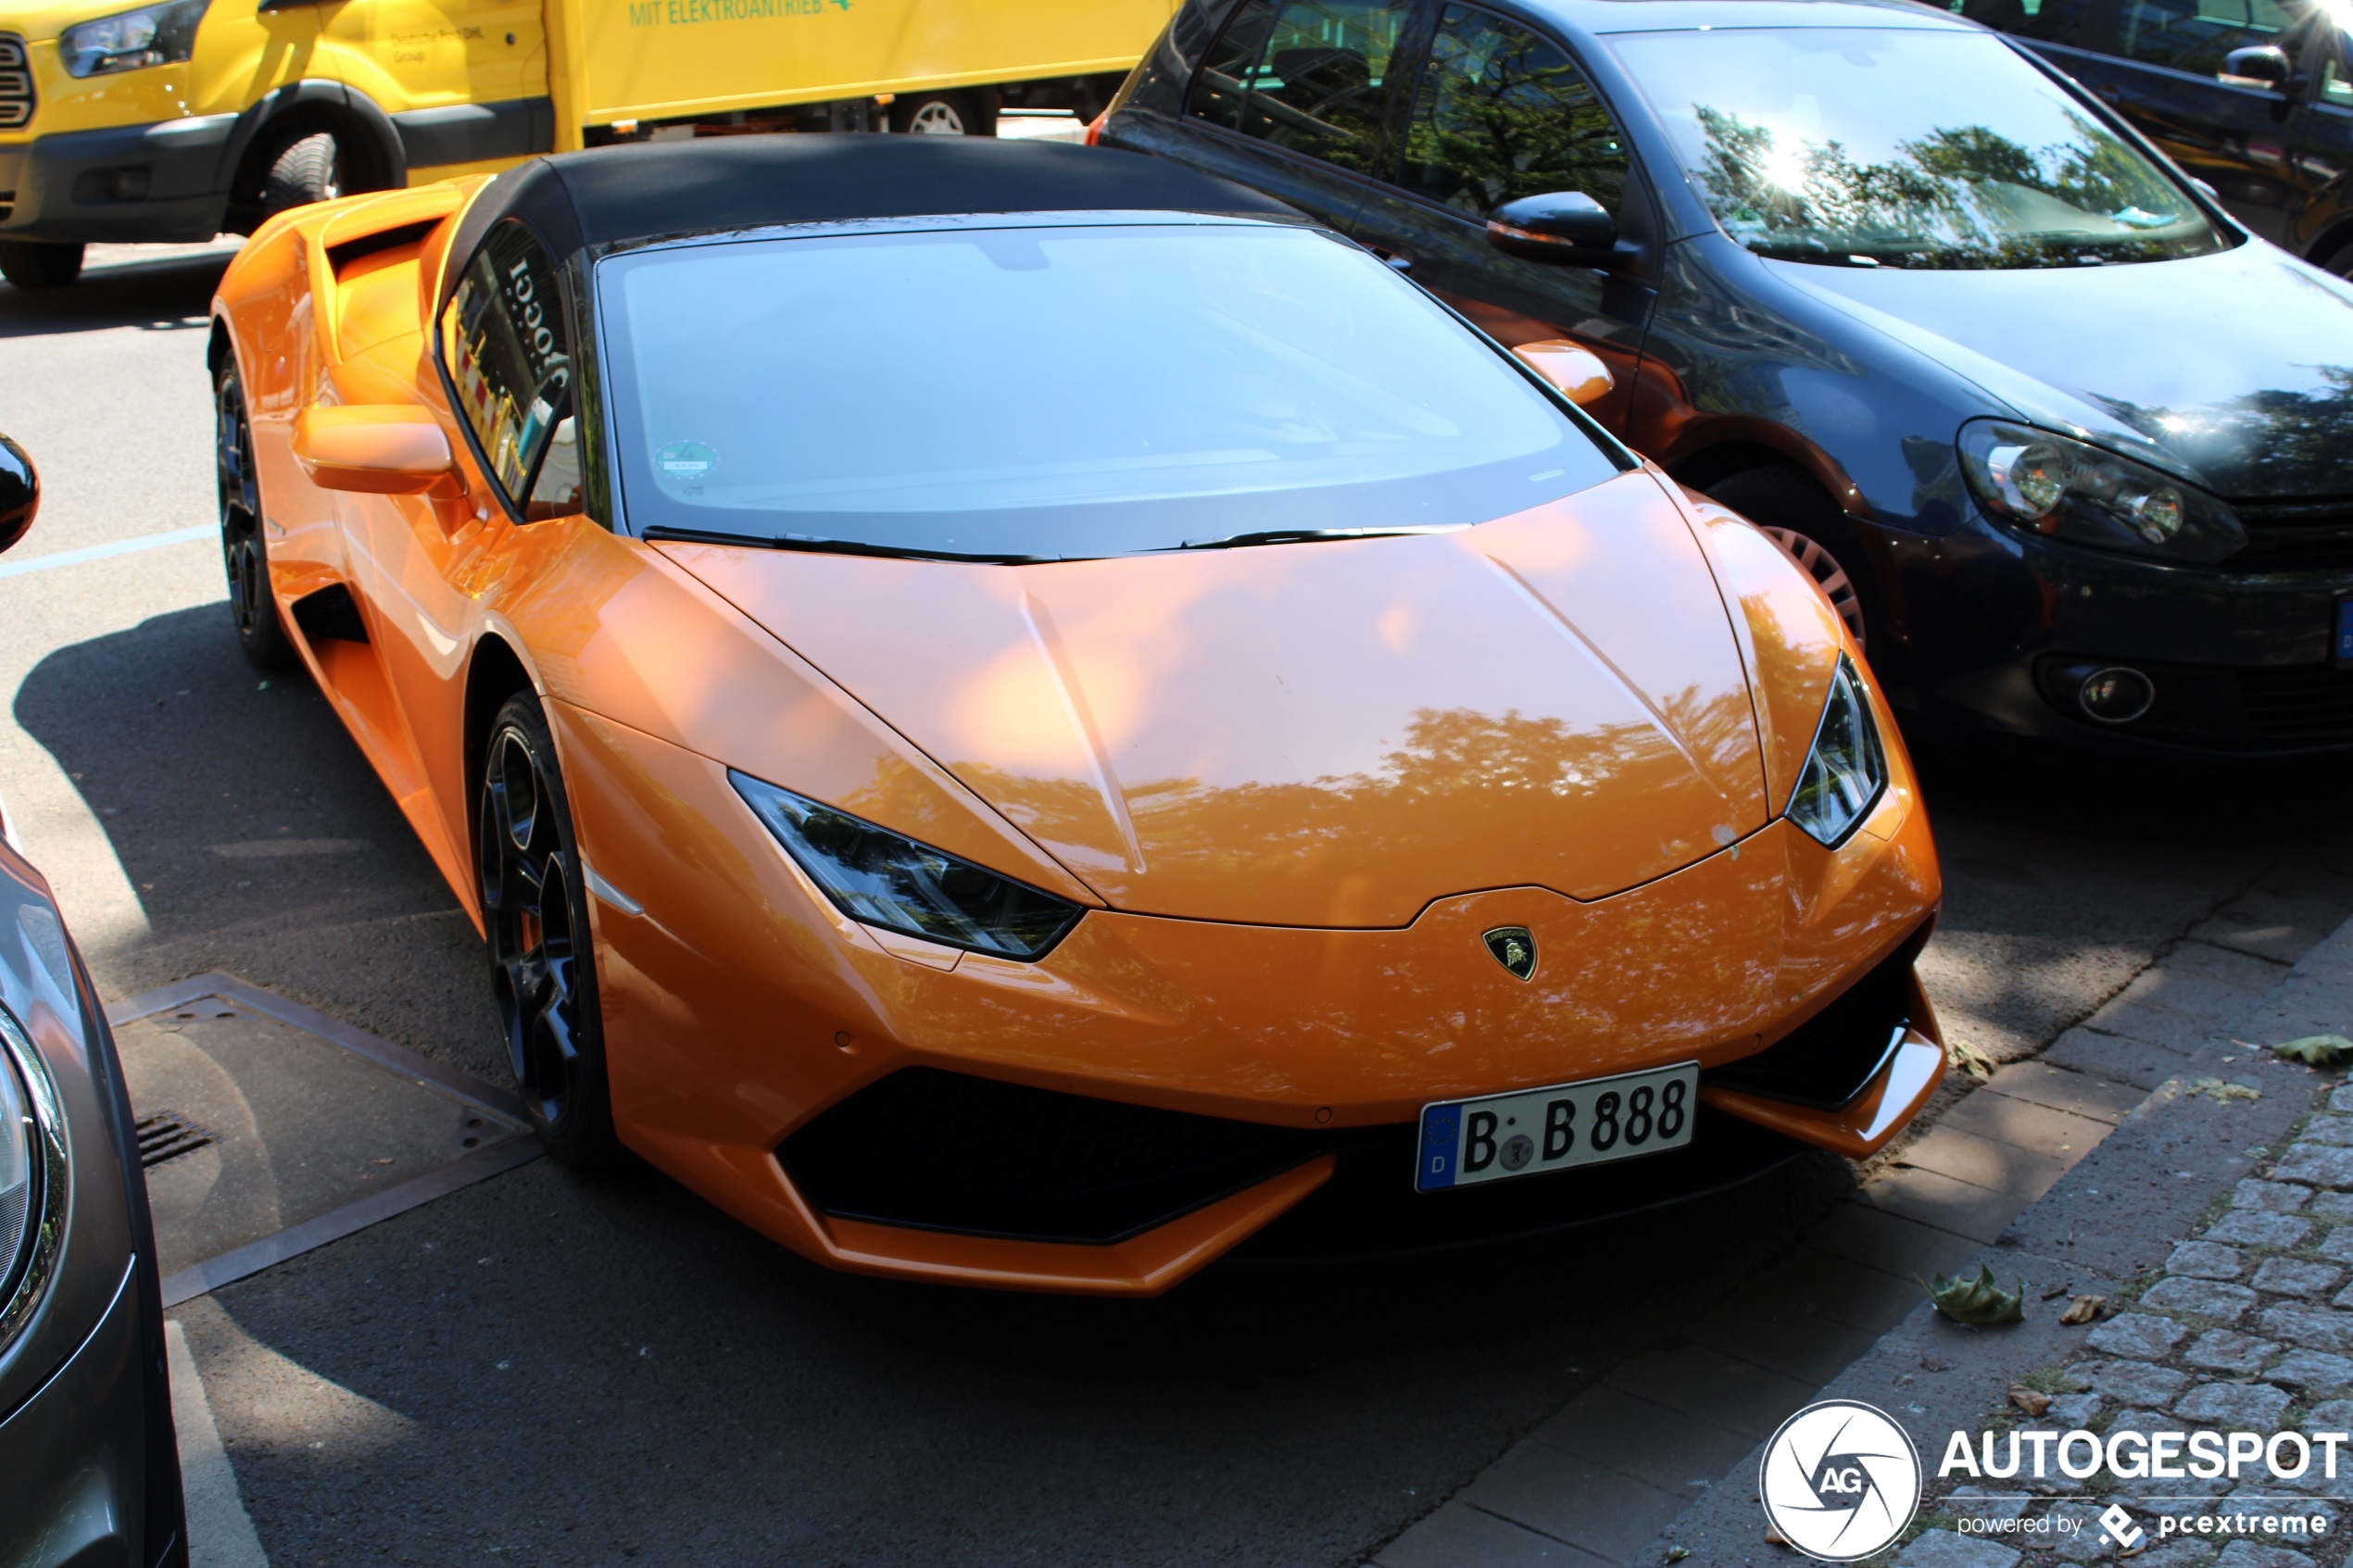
136 1110 216 1169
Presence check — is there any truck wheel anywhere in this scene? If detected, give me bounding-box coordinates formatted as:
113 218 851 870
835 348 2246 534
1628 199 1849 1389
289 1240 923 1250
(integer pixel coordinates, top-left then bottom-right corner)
263 132 343 219
893 92 978 135
0 243 84 289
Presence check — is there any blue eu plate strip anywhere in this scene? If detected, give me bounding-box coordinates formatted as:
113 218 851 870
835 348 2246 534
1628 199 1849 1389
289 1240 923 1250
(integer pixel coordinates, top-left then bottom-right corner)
2336 598 2352 666
1417 1103 1461 1191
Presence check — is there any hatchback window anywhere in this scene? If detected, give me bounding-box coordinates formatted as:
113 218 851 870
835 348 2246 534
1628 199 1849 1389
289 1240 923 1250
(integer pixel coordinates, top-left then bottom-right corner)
1609 28 2230 269
1188 0 1413 172
1390 5 1629 220
2118 0 2295 76
597 222 1624 559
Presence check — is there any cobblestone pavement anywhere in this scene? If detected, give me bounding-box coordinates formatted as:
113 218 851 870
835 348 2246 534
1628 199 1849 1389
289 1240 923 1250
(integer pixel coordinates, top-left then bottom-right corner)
1887 965 2353 1568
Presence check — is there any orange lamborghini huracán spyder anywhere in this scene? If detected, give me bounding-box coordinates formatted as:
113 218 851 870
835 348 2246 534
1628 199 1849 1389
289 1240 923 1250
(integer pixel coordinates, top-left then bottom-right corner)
208 135 1943 1295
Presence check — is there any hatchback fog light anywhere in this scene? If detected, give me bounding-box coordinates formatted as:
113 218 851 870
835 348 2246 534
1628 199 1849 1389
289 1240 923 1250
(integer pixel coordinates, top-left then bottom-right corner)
730 771 1085 960
1787 656 1887 848
2077 666 2154 724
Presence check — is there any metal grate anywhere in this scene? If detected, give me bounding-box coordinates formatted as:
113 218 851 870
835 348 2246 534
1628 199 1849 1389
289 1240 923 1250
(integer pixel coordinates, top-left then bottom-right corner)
0 37 31 131
137 1110 216 1169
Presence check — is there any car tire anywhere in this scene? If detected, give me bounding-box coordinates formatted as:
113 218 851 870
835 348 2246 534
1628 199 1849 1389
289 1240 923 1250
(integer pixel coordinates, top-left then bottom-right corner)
1706 465 1882 652
262 132 343 220
215 361 298 671
0 242 84 289
892 92 980 135
480 690 623 1168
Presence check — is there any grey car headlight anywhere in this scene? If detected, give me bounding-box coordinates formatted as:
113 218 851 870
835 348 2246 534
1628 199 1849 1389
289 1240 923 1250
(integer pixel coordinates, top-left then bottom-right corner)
731 771 1085 961
0 1006 65 1354
60 0 208 76
1957 420 2246 565
1787 656 1887 848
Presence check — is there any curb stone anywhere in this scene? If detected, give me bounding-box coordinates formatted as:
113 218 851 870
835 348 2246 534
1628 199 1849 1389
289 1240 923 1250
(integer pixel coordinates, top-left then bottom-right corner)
1643 914 2353 1567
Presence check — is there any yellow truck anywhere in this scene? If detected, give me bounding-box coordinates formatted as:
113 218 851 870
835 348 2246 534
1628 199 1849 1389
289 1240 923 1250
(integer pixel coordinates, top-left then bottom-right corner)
0 0 1166 285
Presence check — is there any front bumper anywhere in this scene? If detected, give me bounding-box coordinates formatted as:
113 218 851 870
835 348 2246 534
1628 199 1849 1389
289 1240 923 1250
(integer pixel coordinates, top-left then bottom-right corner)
565 701 1946 1294
1881 509 2353 755
0 115 234 244
0 1257 162 1567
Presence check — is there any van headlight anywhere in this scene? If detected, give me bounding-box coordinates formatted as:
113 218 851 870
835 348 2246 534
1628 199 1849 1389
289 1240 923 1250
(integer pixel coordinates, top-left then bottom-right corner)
60 0 208 76
731 772 1085 960
1787 656 1887 848
0 1007 65 1353
1957 420 2246 564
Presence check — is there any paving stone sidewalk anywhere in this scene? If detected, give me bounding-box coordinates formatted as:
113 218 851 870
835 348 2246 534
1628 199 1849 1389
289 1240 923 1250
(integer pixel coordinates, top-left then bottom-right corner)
1366 895 2353 1568
1645 913 2353 1568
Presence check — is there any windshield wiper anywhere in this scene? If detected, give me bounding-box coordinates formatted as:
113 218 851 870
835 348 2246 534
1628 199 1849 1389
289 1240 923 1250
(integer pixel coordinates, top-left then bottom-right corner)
1168 523 1470 552
642 525 1063 565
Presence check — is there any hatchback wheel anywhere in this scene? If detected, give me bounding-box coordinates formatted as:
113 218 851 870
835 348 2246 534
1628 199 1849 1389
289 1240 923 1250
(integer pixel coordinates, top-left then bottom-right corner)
216 363 297 670
480 692 622 1166
1707 465 1881 652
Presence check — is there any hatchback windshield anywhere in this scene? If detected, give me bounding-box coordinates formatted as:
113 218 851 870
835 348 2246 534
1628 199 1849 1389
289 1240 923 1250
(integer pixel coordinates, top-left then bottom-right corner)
596 221 1624 558
1608 28 2229 269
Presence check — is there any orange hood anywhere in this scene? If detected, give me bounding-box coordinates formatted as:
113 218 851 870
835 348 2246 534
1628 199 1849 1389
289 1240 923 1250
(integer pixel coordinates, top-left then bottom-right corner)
661 471 1772 927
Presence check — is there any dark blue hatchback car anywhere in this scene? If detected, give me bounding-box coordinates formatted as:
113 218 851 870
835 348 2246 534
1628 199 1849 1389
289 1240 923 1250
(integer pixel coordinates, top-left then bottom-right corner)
1101 0 2353 756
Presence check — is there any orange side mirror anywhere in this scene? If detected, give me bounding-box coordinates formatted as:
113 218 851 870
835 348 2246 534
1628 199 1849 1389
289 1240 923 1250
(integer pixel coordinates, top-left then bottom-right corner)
293 406 463 496
1509 339 1614 408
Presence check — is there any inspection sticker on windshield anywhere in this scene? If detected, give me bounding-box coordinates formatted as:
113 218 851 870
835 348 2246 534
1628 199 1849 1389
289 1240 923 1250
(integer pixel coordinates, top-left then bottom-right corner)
655 440 716 478
1415 1061 1697 1191
2337 596 2352 667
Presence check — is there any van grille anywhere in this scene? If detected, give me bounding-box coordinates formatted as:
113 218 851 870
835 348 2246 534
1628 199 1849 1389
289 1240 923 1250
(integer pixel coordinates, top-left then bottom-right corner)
0 37 31 131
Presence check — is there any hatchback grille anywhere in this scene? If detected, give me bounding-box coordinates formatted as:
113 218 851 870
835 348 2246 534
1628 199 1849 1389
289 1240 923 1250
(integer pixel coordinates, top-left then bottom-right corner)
0 38 30 131
2240 664 2353 741
2230 497 2353 573
137 1110 217 1169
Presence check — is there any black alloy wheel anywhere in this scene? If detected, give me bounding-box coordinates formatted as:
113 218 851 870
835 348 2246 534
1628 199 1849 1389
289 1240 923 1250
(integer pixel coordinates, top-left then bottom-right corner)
1707 465 1881 653
480 692 621 1165
215 363 297 670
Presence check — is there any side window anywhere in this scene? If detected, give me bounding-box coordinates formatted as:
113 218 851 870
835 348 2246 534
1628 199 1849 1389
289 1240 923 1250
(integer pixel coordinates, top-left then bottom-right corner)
1960 0 2093 47
1187 0 1414 173
441 218 573 513
1390 6 1629 220
2116 0 2294 75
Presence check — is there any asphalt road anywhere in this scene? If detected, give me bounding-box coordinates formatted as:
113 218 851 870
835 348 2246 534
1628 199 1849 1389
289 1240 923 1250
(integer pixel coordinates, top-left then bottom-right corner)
2 244 2346 1568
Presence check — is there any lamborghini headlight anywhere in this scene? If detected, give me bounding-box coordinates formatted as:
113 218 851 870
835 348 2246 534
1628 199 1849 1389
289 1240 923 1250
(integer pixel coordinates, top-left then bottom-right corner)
1787 656 1887 848
0 1007 63 1355
61 0 208 75
731 771 1084 960
1957 420 2246 564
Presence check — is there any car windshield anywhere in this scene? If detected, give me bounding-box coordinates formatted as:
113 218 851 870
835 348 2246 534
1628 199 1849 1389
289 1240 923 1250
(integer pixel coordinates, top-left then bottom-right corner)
595 221 1625 558
1607 27 2230 269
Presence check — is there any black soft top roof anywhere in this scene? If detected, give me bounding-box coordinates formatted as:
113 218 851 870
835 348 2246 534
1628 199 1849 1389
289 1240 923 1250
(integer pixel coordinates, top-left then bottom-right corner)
440 136 1300 307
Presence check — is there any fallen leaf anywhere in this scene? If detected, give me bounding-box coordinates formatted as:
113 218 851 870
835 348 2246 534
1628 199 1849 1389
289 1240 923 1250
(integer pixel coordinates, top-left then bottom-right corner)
2060 1294 2108 1325
1926 1264 2025 1325
2272 1035 2353 1068
2189 1078 2261 1103
1664 1549 1692 1563
2007 1383 2051 1417
1949 1038 1997 1082
1764 1525 1791 1548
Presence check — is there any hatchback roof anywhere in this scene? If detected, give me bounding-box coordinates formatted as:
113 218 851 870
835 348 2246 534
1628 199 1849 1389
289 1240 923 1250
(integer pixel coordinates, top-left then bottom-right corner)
440 136 1299 307
1533 0 1973 32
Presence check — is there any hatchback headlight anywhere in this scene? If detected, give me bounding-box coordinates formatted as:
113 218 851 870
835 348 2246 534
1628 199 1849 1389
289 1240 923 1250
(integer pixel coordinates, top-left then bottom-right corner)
0 1007 64 1353
1788 656 1887 848
732 772 1085 960
1957 420 2246 565
60 0 208 76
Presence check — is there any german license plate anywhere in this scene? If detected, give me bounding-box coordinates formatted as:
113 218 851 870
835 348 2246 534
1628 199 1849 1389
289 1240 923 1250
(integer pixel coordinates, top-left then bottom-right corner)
2336 596 2352 667
1416 1061 1698 1192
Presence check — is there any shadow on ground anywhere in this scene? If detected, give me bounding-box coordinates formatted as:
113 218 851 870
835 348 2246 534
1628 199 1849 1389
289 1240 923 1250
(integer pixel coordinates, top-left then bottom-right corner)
0 250 233 340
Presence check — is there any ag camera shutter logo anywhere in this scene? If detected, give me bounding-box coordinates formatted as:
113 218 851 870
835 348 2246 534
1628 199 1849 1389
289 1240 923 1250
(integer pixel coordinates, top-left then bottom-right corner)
1758 1399 1922 1561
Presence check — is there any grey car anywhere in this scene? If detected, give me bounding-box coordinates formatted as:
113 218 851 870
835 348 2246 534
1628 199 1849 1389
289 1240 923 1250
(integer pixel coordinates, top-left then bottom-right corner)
0 434 186 1568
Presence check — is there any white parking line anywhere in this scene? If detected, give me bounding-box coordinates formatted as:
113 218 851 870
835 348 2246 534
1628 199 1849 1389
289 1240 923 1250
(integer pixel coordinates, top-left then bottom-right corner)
165 1318 271 1568
0 525 212 579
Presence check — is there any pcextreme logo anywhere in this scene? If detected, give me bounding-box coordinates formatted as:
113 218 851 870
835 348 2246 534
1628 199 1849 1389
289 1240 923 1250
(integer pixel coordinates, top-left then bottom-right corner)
1757 1400 1923 1562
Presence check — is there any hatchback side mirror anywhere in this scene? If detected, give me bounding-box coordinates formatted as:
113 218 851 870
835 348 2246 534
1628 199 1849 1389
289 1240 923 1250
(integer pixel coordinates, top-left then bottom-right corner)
1487 192 1617 266
293 406 463 496
1509 339 1615 407
0 433 35 556
2222 44 2293 88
